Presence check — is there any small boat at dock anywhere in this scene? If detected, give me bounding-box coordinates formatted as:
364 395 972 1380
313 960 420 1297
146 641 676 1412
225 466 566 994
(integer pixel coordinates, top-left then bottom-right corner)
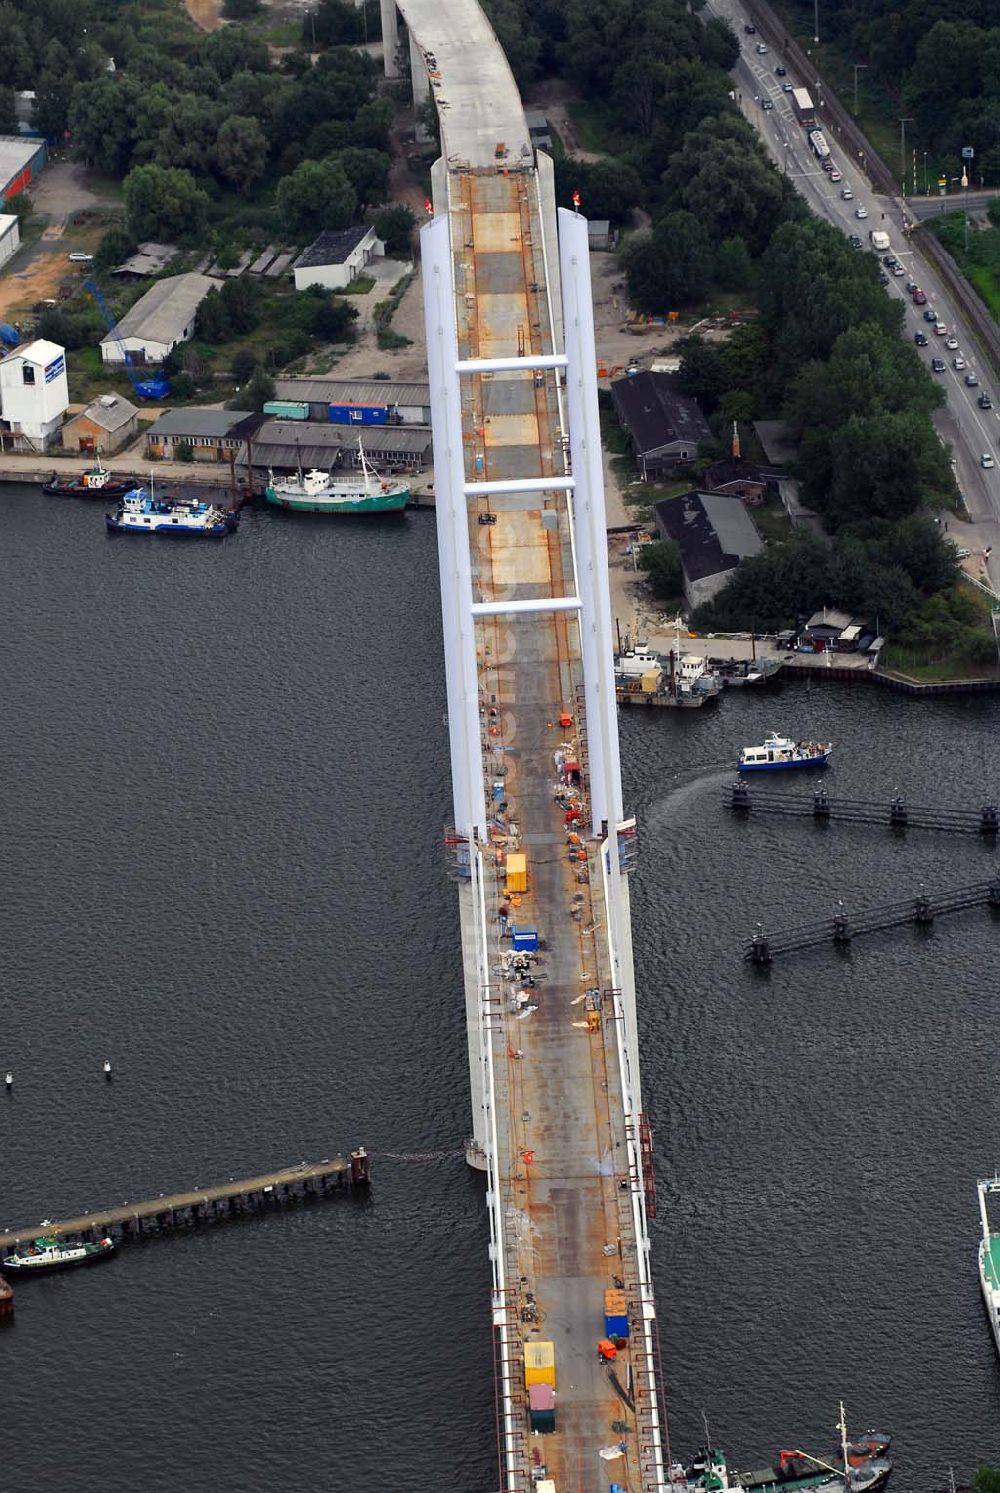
1 1234 115 1273
44 458 137 498
106 487 238 536
739 732 831 771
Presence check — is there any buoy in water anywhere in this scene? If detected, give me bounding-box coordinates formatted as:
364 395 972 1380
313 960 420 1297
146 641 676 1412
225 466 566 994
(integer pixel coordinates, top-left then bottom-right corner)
4 1071 12 1090
103 1060 112 1079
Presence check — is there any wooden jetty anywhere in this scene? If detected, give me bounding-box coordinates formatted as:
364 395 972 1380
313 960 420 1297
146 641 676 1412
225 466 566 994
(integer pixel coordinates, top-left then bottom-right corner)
744 882 1000 964
0 1149 370 1251
728 780 1000 838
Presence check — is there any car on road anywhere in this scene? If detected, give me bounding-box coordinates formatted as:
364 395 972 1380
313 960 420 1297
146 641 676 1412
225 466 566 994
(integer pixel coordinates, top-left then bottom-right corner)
891 264 905 276
761 98 774 109
841 186 853 199
931 358 946 372
67 252 93 264
914 331 928 346
935 321 948 334
953 356 966 369
848 234 862 248
756 42 767 52
979 392 993 409
775 64 786 76
879 272 889 286
883 255 895 267
821 159 835 174
854 203 867 217
829 168 842 181
744 21 756 31
783 81 794 92
946 335 959 349
912 287 927 304
981 453 995 469
966 372 979 386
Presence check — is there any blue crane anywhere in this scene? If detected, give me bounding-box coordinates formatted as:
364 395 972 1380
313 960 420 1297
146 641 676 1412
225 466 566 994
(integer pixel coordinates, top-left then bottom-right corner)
83 278 171 400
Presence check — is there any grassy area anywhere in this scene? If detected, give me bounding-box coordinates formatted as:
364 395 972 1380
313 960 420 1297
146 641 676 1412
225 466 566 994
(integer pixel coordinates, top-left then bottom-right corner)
927 213 1000 320
340 274 376 295
567 99 618 155
877 650 1000 682
256 18 300 44
752 495 793 543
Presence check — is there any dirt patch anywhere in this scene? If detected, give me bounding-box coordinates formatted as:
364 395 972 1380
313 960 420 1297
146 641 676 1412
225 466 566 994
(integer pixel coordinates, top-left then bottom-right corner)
0 241 75 320
184 0 225 31
523 79 604 164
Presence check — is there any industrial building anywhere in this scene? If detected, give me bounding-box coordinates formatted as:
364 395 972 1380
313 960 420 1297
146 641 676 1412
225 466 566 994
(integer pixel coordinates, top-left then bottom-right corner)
292 226 383 291
244 418 432 476
272 377 432 425
145 408 253 461
62 393 140 455
100 273 214 367
612 369 711 479
653 489 763 609
0 213 20 269
0 338 68 450
0 136 46 203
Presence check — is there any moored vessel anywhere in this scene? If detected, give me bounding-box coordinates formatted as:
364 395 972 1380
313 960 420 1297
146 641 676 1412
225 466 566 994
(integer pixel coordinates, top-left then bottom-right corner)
739 732 831 771
264 437 409 514
106 487 238 536
1 1234 115 1273
44 458 137 498
978 1175 1000 1357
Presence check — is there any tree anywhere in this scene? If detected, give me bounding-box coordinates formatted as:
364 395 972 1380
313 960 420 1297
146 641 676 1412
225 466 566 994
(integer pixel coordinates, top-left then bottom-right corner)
223 0 262 16
199 27 271 81
232 347 258 383
372 204 416 255
290 286 358 340
304 0 364 46
714 236 752 289
331 146 390 211
93 224 137 270
0 86 17 136
70 76 145 175
620 211 713 312
33 40 76 140
214 115 267 190
123 163 209 241
638 540 683 603
276 157 356 237
827 410 955 525
153 93 224 173
553 157 644 225
700 15 739 70
244 368 276 411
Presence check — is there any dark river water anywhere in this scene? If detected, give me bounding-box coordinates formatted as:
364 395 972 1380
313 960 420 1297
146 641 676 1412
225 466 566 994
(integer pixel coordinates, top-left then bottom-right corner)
1 483 998 1490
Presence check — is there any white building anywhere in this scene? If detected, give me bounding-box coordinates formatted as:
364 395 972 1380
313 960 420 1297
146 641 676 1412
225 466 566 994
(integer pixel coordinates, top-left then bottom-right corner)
0 338 69 450
0 213 20 270
292 226 383 291
100 272 214 367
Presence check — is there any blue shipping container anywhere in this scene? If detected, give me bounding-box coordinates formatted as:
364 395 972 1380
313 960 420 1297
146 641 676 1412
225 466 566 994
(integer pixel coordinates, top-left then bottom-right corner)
511 927 539 952
604 1314 629 1338
327 403 389 425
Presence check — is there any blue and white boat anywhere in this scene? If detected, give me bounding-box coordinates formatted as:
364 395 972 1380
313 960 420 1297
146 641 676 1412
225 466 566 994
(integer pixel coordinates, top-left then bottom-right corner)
106 487 238 537
738 732 831 771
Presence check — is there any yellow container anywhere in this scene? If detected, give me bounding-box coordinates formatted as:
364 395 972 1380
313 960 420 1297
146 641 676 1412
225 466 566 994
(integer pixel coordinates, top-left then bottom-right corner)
524 1339 556 1388
641 668 660 694
604 1288 627 1314
505 852 527 895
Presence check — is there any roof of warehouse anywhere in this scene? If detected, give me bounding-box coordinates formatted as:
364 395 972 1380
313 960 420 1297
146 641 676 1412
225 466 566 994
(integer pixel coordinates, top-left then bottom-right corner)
294 226 373 270
103 273 215 348
274 377 431 406
148 408 251 438
653 491 762 581
252 419 432 454
71 394 139 433
0 135 43 190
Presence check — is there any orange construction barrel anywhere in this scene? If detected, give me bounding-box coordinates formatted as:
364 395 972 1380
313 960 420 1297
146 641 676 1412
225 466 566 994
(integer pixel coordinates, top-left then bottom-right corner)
559 711 573 728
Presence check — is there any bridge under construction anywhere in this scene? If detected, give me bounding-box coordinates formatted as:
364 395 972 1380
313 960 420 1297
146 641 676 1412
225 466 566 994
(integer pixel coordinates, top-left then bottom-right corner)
388 1 670 1486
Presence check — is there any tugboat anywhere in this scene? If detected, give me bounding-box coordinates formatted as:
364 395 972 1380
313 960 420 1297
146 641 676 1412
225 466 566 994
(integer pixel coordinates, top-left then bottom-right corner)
1 1234 115 1273
44 458 137 498
264 437 409 514
738 732 831 771
106 486 238 537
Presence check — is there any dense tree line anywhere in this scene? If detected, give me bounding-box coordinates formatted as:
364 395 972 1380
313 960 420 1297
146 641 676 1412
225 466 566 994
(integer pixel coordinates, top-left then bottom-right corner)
789 0 1000 181
677 216 970 649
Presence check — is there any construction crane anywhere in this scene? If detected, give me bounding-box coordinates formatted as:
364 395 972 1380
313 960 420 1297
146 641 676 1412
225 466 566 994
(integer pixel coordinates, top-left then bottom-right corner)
83 278 171 400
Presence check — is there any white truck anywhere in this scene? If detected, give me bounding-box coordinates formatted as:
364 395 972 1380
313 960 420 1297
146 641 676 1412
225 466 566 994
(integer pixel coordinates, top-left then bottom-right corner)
869 229 890 252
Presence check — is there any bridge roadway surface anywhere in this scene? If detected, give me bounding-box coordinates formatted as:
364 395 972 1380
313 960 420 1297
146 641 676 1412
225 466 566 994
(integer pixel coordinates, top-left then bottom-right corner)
444 171 657 1488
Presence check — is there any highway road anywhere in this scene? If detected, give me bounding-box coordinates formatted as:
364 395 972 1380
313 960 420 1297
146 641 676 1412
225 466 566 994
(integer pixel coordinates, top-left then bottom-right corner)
705 0 1000 566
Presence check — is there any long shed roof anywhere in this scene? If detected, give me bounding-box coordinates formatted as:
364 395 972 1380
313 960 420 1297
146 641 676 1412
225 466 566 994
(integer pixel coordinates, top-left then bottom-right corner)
102 273 215 348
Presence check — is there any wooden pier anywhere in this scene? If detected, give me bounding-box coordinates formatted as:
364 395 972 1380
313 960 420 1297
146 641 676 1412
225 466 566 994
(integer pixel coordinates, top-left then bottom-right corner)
744 882 1000 964
0 1149 369 1251
728 780 1000 838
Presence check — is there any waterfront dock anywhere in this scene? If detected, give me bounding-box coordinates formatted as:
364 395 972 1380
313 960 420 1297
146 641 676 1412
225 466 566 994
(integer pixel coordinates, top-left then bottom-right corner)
729 781 1000 837
0 1150 369 1251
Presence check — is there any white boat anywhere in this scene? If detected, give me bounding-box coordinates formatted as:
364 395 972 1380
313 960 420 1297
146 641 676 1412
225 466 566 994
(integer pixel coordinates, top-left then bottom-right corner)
739 732 831 771
978 1176 1000 1357
106 487 237 536
615 642 663 678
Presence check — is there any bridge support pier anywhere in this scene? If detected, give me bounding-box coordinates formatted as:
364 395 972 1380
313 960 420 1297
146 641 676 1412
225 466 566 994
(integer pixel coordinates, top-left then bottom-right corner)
379 0 400 77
